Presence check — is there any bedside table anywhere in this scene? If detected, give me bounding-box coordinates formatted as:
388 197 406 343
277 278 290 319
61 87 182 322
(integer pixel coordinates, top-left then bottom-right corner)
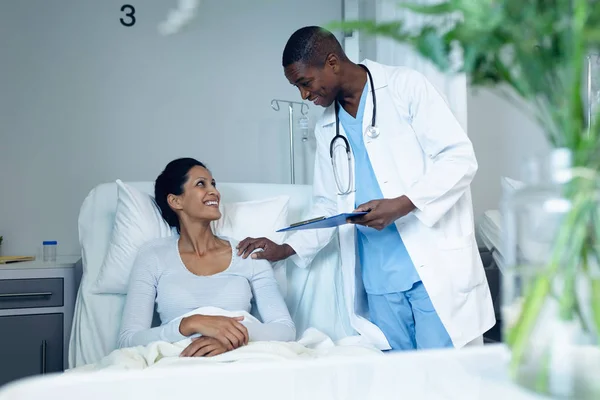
0 256 79 387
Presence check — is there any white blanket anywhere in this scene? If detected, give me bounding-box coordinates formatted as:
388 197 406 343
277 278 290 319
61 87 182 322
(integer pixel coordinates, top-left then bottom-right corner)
70 307 382 372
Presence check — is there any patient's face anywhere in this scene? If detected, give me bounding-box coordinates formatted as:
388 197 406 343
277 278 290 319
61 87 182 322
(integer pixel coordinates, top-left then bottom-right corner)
178 166 222 222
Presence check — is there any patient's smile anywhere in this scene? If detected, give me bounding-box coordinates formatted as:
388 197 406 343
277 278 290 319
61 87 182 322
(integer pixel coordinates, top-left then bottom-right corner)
204 200 219 207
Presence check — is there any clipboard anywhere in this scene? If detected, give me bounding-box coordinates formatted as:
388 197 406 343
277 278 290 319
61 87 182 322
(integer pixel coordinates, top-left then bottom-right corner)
276 212 368 232
0 256 36 265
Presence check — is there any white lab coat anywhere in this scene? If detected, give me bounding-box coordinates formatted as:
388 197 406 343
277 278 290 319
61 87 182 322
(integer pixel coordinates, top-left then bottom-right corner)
285 59 496 350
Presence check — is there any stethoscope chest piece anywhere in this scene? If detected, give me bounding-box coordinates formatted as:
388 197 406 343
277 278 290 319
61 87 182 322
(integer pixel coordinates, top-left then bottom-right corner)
366 125 380 139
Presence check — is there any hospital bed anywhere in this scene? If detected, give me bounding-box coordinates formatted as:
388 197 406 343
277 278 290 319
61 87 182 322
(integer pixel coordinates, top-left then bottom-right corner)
477 209 505 343
66 181 355 368
478 209 505 273
476 176 524 276
474 177 525 344
0 181 545 399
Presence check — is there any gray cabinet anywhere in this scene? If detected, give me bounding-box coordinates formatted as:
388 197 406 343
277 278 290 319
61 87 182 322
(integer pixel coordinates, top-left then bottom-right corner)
0 257 77 388
0 278 64 310
0 313 64 386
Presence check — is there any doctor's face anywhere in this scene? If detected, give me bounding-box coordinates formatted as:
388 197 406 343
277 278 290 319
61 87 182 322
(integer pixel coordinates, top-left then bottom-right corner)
284 60 339 108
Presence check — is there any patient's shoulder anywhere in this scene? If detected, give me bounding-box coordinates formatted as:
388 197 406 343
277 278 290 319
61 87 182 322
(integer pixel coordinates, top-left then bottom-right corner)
139 236 176 252
231 252 273 279
130 236 177 275
224 238 269 276
134 236 177 263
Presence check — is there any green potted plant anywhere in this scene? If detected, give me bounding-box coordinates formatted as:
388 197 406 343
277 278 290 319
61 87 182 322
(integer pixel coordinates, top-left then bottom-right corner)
331 0 600 398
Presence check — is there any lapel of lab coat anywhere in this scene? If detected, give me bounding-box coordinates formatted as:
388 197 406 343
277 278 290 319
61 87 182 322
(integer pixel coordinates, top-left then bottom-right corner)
360 59 388 138
358 60 402 199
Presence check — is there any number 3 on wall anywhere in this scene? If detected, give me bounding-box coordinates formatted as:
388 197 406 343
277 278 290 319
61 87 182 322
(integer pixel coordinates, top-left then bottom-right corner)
120 4 136 27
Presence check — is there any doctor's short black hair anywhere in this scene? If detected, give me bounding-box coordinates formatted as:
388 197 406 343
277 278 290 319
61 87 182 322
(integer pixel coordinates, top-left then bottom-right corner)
282 26 348 68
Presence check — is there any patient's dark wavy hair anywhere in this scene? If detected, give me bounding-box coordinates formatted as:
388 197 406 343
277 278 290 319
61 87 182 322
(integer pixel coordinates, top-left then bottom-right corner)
154 157 208 233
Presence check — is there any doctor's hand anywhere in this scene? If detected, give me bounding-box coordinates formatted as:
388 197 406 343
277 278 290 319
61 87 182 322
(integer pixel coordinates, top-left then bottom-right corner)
236 237 296 262
348 196 416 231
180 337 230 358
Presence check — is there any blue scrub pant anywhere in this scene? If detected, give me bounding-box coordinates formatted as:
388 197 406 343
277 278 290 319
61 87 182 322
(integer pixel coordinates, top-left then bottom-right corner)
367 281 453 350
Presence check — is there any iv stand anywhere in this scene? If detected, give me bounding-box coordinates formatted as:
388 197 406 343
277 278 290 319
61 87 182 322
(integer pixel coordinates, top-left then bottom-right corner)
271 99 309 184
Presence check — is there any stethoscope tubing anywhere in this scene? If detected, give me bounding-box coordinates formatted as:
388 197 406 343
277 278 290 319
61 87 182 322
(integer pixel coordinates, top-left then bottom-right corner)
329 64 377 195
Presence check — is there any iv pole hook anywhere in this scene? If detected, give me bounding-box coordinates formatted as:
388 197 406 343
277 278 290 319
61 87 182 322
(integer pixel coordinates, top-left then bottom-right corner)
270 99 310 184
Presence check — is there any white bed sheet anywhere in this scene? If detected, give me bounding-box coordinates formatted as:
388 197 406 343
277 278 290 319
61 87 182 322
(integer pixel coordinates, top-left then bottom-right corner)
0 345 547 400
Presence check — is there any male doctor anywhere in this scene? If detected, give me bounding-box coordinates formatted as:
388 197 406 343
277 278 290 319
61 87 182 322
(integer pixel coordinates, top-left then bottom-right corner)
238 26 495 350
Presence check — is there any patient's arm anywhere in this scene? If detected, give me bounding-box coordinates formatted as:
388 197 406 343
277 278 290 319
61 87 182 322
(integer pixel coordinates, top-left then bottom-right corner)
179 314 248 350
246 259 296 342
117 246 187 349
180 337 229 358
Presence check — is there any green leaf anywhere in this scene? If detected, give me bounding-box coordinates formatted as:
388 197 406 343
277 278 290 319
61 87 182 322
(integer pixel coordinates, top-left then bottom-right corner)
326 20 408 43
397 1 457 15
414 27 451 71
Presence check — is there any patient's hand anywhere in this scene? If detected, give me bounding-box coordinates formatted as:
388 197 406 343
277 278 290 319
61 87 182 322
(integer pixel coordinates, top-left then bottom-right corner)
180 337 229 357
179 315 249 350
237 237 295 262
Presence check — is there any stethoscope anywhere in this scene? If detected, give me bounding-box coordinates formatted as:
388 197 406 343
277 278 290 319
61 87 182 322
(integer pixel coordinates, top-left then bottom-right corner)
330 64 379 195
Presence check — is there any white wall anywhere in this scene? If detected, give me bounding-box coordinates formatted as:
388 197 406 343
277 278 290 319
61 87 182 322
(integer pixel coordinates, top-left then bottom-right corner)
0 0 343 257
467 88 549 218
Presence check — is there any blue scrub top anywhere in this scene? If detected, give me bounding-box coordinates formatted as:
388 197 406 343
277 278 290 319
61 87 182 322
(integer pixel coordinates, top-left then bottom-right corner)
337 83 421 295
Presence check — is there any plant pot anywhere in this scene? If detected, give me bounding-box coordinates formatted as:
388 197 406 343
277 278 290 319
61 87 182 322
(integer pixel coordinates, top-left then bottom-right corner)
501 149 600 398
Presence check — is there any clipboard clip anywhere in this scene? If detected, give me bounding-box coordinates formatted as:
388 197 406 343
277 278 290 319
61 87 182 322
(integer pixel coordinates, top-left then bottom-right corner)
289 216 326 228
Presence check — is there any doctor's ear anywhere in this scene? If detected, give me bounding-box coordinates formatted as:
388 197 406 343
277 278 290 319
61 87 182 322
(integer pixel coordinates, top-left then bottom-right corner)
167 193 184 211
325 53 341 71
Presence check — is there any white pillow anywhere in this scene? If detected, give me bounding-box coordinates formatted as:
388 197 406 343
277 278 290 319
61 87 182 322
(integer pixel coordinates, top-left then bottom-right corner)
211 196 290 297
93 180 173 295
211 196 289 244
93 180 291 295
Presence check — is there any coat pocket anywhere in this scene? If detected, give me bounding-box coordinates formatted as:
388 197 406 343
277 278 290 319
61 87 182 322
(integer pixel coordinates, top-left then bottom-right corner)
437 233 473 250
436 234 485 293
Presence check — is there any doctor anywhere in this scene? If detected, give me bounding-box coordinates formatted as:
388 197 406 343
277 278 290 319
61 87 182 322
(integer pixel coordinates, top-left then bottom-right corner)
238 26 495 350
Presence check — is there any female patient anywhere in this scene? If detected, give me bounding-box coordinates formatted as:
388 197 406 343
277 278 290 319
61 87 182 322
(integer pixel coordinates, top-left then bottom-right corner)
118 158 296 357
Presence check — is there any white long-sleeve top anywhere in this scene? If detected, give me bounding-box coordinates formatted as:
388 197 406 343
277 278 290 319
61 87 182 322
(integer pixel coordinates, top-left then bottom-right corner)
117 236 296 349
